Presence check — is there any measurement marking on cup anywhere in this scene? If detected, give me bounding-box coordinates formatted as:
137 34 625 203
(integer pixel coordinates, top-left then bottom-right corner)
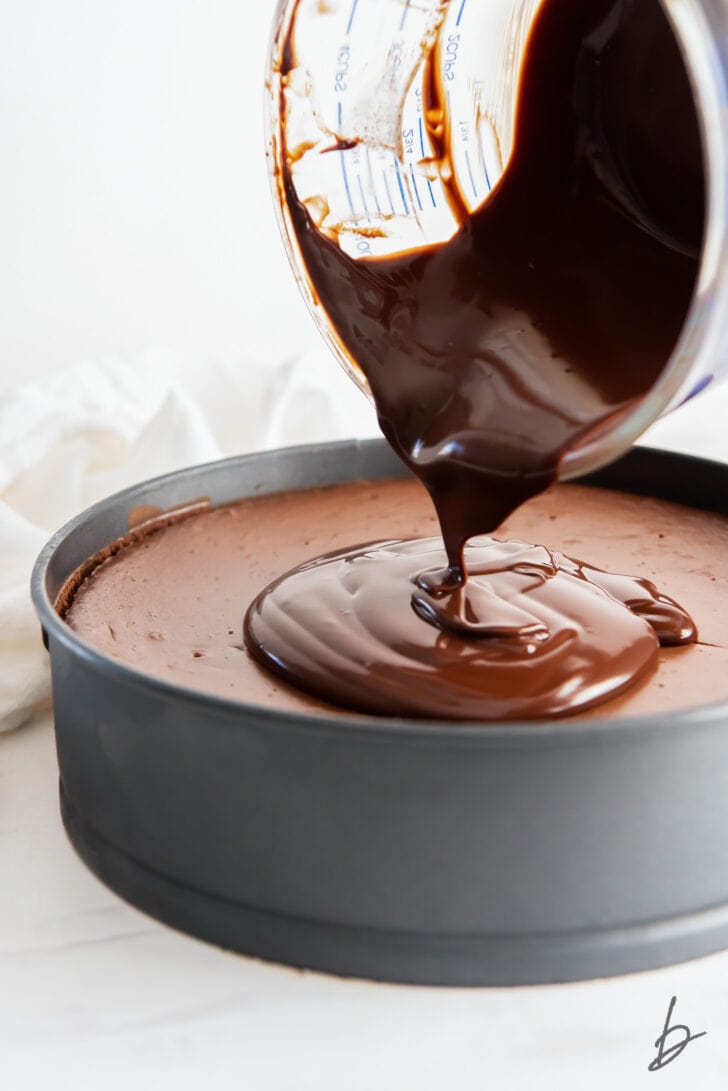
357 174 371 219
379 168 395 214
340 150 356 217
337 99 343 128
417 116 437 207
346 0 359 36
334 43 351 93
479 136 492 191
399 0 411 32
455 0 468 27
393 156 410 214
464 148 478 199
409 163 423 211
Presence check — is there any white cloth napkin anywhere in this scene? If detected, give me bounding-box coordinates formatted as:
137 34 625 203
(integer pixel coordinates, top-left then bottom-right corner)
1 349 727 733
0 348 378 733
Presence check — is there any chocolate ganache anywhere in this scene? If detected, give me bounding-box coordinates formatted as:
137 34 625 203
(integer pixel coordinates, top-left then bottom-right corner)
245 0 703 719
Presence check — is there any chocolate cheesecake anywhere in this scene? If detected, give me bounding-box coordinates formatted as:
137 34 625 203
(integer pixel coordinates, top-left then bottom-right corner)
59 476 728 721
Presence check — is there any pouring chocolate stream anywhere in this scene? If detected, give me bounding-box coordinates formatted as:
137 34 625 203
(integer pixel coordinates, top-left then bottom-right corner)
245 0 702 719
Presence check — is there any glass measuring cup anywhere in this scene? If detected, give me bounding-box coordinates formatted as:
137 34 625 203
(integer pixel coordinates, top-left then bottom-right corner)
267 0 728 478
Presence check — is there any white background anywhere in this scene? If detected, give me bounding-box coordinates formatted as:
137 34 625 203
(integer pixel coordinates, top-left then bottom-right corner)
0 0 318 391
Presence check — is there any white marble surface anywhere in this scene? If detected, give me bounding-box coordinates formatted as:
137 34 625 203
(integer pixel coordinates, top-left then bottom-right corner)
2 708 728 1089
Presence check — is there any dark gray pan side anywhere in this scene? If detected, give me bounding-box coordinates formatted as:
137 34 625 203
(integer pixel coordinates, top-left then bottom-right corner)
32 440 728 985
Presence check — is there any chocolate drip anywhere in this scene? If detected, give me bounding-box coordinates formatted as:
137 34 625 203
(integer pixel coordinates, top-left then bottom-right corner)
245 0 703 719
